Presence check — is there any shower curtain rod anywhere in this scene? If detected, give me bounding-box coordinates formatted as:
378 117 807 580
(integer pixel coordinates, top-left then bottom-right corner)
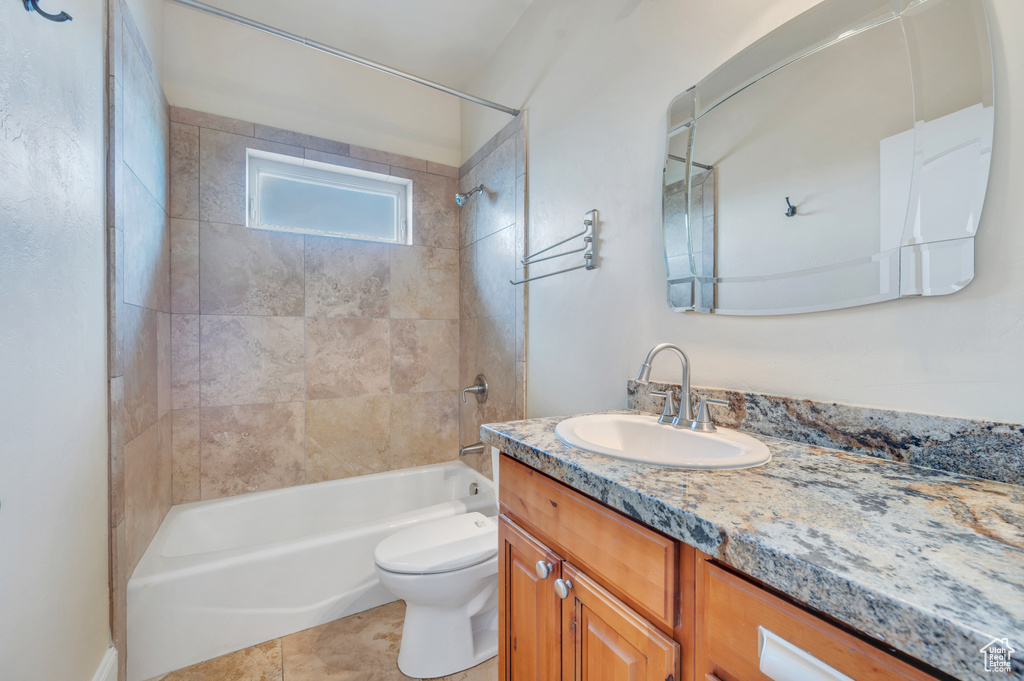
166 0 521 117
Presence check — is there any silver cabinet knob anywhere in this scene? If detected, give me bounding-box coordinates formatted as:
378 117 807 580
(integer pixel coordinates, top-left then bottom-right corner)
554 578 573 599
535 561 553 580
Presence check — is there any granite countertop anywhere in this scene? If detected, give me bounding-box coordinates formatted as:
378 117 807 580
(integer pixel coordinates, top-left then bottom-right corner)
481 411 1024 681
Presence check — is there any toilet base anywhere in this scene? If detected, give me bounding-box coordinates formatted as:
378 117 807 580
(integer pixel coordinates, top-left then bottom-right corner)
397 598 498 678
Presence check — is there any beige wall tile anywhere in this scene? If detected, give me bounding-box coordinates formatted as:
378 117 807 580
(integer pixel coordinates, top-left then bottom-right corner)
305 318 390 400
426 161 460 179
516 361 526 419
255 124 350 156
109 376 125 527
200 315 305 407
125 413 172 573
304 149 389 175
108 77 123 229
474 227 515 319
515 174 527 261
170 106 255 136
109 226 125 378
459 243 478 320
123 303 159 442
199 222 305 316
304 237 389 319
460 399 516 451
458 162 479 249
389 392 459 469
158 639 282 681
201 403 305 499
172 409 201 504
459 137 516 247
390 245 459 319
169 123 199 220
459 317 478 400
170 218 199 314
158 311 171 419
123 168 170 313
171 314 200 410
515 121 527 179
199 128 302 225
348 145 427 172
391 319 460 394
306 395 390 483
478 315 515 405
122 24 168 211
389 167 459 250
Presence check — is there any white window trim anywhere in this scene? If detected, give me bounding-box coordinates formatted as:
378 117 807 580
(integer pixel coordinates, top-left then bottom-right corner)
246 148 414 245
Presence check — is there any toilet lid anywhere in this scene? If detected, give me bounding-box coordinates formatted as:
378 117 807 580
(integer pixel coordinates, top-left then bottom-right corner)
375 512 498 575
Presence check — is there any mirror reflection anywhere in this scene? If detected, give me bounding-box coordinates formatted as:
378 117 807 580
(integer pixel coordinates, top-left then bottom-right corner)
663 0 993 315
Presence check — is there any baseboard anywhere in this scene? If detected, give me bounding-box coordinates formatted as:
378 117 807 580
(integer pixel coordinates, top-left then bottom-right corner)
92 647 118 681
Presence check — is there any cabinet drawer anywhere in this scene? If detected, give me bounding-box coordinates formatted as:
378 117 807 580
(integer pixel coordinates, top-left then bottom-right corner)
697 560 937 681
499 455 677 632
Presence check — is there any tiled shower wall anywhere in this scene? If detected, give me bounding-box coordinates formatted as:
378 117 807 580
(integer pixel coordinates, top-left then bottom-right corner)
167 108 466 502
107 0 171 676
459 114 529 465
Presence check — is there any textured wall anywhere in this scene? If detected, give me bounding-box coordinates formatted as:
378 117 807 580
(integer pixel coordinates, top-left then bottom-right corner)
168 109 464 501
458 114 528 473
0 0 111 679
461 0 1024 425
107 0 172 676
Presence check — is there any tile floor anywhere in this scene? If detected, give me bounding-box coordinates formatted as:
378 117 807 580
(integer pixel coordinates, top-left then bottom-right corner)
147 601 498 681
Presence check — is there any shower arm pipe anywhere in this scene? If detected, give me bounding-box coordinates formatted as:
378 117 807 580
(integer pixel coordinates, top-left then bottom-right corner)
166 0 521 118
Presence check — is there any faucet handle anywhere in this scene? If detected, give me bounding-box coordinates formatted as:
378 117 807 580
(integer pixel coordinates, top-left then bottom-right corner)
690 396 729 433
651 390 677 424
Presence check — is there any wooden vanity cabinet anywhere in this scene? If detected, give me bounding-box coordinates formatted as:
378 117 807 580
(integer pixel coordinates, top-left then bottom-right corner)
693 557 937 681
498 454 940 681
499 456 681 681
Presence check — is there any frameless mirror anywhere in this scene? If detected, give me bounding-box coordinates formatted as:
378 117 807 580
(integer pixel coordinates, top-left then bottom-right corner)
663 0 993 315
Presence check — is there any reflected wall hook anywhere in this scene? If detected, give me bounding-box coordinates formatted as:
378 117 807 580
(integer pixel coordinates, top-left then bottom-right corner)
22 0 72 22
785 197 797 217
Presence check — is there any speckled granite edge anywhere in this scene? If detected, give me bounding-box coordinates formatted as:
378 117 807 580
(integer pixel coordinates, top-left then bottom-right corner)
628 380 1024 488
482 414 1024 681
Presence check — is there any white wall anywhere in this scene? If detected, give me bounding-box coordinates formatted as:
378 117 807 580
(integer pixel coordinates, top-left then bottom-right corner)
462 0 1024 424
161 2 463 166
0 0 111 679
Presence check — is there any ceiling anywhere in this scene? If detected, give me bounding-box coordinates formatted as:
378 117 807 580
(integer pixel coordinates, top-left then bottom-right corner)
166 0 535 89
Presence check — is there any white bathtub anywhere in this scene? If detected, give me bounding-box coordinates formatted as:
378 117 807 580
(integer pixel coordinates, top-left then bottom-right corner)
127 461 496 681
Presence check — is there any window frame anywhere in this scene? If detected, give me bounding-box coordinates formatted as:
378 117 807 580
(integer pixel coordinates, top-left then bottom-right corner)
246 148 413 245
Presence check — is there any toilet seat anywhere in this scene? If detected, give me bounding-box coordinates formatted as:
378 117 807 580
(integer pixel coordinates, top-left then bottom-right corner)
374 512 498 575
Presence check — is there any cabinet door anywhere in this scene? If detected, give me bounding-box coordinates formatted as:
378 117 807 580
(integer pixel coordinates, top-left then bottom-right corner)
500 516 563 681
561 563 680 681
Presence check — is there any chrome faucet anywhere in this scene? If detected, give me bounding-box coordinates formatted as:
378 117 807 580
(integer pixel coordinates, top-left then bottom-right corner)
635 343 695 429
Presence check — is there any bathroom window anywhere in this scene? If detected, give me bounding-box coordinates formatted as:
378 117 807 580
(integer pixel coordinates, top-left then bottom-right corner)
246 149 413 244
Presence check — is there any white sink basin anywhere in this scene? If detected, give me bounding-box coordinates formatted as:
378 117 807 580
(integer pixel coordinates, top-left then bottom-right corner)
554 413 771 470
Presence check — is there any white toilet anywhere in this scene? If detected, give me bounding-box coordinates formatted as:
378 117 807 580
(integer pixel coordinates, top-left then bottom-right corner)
374 512 500 679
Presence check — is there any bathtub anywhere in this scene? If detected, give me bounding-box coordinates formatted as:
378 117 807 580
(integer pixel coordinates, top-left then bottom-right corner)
126 461 496 681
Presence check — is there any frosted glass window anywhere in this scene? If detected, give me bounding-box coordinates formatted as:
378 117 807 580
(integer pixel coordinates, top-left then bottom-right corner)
246 149 412 244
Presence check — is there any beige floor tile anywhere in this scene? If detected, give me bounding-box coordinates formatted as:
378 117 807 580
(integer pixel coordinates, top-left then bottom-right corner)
282 601 429 681
149 639 283 681
152 603 498 681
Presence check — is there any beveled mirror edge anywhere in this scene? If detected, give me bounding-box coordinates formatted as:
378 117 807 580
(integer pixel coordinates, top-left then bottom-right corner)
662 0 994 316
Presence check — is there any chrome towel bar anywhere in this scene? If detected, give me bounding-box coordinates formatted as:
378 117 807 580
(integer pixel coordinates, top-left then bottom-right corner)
511 209 597 285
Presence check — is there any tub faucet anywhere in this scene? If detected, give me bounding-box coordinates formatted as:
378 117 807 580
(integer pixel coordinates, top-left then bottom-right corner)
635 343 695 428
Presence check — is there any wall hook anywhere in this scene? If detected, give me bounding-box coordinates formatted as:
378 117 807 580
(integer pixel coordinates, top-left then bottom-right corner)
22 0 72 22
784 197 797 217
